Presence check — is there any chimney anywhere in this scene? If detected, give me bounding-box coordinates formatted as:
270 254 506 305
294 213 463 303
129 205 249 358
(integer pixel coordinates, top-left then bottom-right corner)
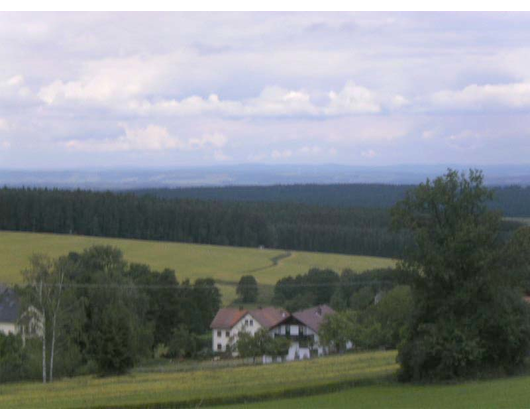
239 306 244 311
316 306 322 316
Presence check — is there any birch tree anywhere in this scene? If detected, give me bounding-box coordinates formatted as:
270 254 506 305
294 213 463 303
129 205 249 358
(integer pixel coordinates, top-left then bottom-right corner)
22 254 52 384
22 254 74 383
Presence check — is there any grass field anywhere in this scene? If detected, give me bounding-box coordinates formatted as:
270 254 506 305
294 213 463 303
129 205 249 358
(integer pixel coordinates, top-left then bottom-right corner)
0 351 398 408
225 374 530 409
0 231 394 304
1 347 529 408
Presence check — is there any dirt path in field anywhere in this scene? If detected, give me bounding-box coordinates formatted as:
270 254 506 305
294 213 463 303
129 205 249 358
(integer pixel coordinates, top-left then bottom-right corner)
243 251 293 274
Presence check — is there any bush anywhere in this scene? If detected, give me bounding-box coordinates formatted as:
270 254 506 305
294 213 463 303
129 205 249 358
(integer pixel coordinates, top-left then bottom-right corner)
0 333 30 383
236 275 259 303
93 303 136 375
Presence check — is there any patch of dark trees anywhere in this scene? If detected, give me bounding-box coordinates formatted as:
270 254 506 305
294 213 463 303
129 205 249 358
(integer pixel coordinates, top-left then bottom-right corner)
0 186 525 259
134 184 530 217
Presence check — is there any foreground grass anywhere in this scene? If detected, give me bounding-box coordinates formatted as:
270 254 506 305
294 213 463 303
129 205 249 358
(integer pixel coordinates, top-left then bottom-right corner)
0 351 397 408
226 374 530 409
0 231 394 304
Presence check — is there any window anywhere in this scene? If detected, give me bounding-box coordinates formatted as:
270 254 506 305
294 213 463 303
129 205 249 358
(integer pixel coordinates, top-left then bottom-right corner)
245 319 249 326
217 344 222 351
217 330 221 337
225 331 229 338
250 319 254 326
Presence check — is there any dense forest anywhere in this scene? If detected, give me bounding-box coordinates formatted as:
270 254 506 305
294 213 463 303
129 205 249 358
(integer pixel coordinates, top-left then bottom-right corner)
135 184 530 217
0 187 409 257
0 186 525 258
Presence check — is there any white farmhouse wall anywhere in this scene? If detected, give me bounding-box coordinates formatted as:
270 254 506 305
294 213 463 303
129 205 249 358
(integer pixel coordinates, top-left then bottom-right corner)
212 313 262 353
0 322 16 335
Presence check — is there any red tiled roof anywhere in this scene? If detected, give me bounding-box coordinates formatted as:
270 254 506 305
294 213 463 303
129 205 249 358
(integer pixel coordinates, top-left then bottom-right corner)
210 308 247 329
249 307 289 329
293 305 335 333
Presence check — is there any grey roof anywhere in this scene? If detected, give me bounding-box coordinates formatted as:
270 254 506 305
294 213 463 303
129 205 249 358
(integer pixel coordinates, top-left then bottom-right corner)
249 307 289 329
292 305 335 333
0 285 19 324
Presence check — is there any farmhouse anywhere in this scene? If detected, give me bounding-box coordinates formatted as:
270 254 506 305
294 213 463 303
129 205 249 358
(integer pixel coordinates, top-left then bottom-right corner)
210 304 335 361
0 284 20 335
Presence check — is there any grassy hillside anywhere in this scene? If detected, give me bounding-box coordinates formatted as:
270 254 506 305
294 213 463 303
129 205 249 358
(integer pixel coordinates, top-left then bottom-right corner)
0 231 394 304
0 351 397 408
226 374 530 409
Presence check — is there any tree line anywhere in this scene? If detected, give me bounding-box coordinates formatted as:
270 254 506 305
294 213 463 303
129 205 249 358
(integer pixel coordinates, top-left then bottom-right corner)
0 187 525 259
135 183 530 217
0 187 412 257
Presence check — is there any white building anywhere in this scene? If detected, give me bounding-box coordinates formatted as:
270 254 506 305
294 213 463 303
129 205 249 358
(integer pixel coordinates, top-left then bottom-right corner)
210 307 288 353
210 304 336 361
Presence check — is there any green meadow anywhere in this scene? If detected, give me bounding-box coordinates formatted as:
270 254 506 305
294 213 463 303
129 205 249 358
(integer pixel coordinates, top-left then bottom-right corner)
0 231 394 304
226 373 530 409
0 351 397 408
0 347 528 408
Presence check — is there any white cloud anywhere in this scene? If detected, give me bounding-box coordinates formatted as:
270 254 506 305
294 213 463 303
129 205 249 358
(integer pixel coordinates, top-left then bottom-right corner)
0 75 32 102
361 149 377 158
271 149 293 159
244 86 318 116
127 81 403 118
7 75 24 86
38 56 170 105
431 82 530 110
213 150 231 161
6 12 530 167
65 124 227 153
129 86 319 117
297 145 337 156
188 133 227 149
325 82 382 115
0 118 9 131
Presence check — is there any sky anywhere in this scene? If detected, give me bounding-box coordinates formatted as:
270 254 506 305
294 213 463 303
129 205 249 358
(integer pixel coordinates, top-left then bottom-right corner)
1 11 530 169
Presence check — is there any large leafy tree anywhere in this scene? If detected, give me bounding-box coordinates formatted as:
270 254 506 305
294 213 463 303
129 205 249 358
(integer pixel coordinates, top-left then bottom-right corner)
236 275 259 303
392 169 530 381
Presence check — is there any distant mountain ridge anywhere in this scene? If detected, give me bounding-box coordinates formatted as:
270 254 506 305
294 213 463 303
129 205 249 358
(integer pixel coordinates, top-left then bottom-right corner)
2 164 530 189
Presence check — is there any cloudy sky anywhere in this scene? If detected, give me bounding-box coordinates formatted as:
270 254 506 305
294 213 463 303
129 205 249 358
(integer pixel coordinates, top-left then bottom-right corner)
1 11 530 169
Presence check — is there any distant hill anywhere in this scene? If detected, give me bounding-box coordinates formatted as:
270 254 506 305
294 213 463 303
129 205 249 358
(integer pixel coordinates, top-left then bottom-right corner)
2 164 530 189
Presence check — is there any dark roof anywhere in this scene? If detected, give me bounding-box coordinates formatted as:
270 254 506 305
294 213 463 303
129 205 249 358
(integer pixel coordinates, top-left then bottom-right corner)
293 305 335 333
249 307 289 329
0 285 19 324
210 308 247 329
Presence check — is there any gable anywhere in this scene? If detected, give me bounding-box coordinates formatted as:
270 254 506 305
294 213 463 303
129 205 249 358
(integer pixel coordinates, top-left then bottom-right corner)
210 308 248 329
292 305 335 333
249 307 289 329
